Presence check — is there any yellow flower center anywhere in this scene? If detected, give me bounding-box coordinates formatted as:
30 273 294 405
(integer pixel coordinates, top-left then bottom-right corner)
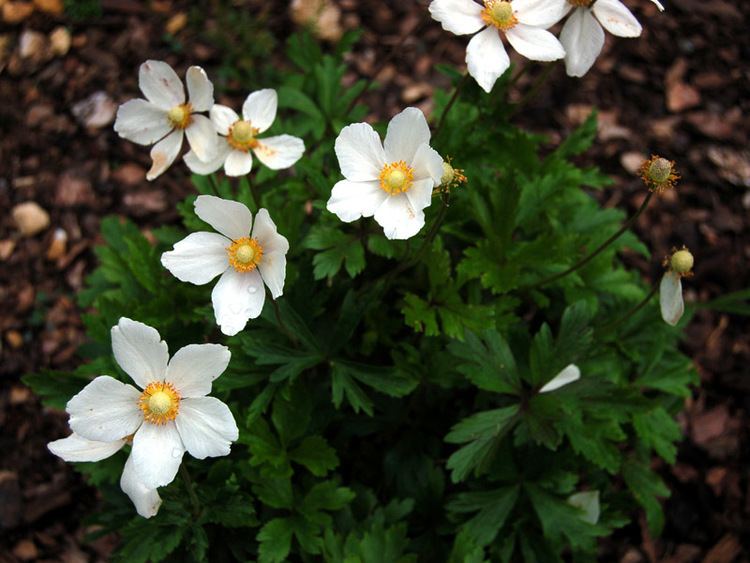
379 161 414 194
228 120 260 152
670 249 694 275
227 237 264 272
139 382 180 425
481 0 518 31
567 0 593 7
639 155 679 193
167 103 193 130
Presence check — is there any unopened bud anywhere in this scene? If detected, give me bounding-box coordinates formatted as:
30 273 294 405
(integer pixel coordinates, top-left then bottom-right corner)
670 249 694 275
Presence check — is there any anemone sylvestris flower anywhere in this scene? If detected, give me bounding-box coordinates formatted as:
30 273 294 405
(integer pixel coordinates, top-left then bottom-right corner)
114 60 218 180
51 318 238 494
428 0 566 92
184 89 305 177
327 107 443 240
161 196 289 336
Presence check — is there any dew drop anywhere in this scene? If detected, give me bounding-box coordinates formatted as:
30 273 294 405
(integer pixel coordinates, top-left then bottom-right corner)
171 448 182 458
247 285 258 294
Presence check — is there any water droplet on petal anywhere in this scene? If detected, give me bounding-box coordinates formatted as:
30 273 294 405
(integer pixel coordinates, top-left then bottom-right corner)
247 285 257 294
171 448 182 458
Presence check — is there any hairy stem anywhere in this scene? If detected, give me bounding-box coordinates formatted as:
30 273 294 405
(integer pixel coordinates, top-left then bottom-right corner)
509 63 557 117
180 464 201 517
434 73 470 139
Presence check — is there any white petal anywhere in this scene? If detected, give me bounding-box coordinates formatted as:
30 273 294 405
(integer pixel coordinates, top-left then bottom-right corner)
160 232 230 285
650 0 665 11
211 268 265 336
539 364 581 393
194 195 252 241
114 99 171 145
184 142 232 175
568 491 600 525
138 60 184 111
335 122 387 182
186 66 213 112
120 454 162 519
111 317 169 389
505 24 566 61
327 179 388 222
48 433 124 462
131 422 184 489
67 376 143 442
374 193 425 240
175 397 238 459
404 178 435 218
514 0 571 28
147 129 183 181
251 208 290 255
411 143 445 186
224 150 254 177
209 104 239 135
258 252 286 300
466 27 510 93
242 89 277 133
560 8 605 77
383 107 432 165
659 272 684 326
428 0 484 35
253 135 305 170
592 0 642 37
166 343 231 398
185 114 218 162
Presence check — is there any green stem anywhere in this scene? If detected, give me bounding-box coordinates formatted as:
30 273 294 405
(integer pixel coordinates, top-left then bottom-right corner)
509 63 557 117
272 299 297 346
180 464 201 517
527 191 655 290
597 280 659 335
390 198 450 279
434 73 469 139
207 174 222 197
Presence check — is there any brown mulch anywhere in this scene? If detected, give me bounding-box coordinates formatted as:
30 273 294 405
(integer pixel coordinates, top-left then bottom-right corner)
1 0 748 560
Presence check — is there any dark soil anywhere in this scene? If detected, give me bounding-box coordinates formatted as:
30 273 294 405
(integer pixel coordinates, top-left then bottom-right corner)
1 0 748 560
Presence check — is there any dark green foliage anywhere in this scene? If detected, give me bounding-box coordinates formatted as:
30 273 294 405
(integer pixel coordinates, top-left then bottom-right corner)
24 32 698 562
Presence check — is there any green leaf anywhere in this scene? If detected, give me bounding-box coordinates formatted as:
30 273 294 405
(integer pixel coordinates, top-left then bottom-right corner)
257 518 294 563
448 330 520 395
290 436 339 476
622 458 670 536
632 407 681 463
448 486 520 546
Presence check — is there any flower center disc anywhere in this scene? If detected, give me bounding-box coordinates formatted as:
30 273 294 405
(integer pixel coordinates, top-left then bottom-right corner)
228 237 264 272
167 103 193 130
228 120 260 152
482 0 518 30
139 382 180 425
379 161 414 194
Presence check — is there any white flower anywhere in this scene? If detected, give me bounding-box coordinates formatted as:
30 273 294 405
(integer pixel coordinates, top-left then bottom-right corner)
539 364 580 393
428 0 566 93
659 272 684 326
557 0 648 77
114 60 219 181
48 433 161 518
184 89 305 177
567 490 600 524
326 107 443 240
58 318 238 491
161 196 289 336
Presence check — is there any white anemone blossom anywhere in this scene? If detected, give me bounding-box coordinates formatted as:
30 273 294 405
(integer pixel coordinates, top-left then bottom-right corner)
50 318 238 496
161 195 289 336
114 60 218 180
428 0 566 93
327 107 443 240
539 364 581 393
184 89 305 177
557 0 665 77
48 433 162 518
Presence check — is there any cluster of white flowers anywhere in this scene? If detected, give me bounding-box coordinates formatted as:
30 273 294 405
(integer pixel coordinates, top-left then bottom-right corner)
49 318 238 517
429 0 664 90
114 62 305 180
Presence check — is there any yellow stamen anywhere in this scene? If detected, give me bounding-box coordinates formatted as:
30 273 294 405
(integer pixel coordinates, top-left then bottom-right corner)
481 0 518 31
139 382 180 425
567 0 593 7
227 237 264 272
379 161 414 195
167 103 193 130
639 155 679 193
227 120 260 152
